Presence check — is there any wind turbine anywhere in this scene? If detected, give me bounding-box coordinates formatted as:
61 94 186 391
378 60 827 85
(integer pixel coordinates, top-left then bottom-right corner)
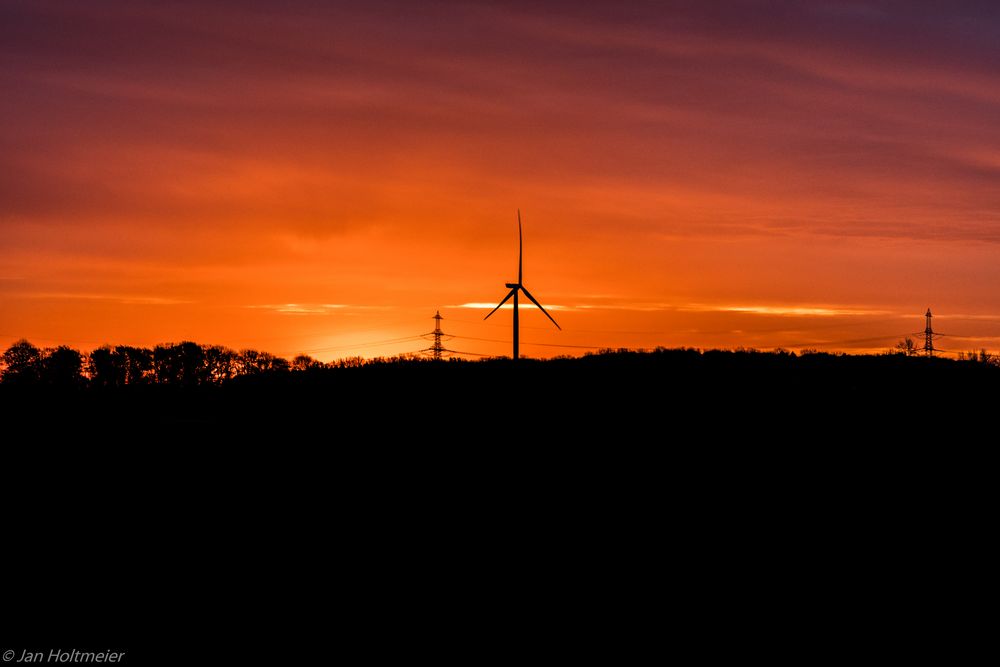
484 209 561 359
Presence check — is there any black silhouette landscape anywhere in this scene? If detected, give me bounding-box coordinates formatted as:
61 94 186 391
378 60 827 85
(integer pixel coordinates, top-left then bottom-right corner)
4 338 998 441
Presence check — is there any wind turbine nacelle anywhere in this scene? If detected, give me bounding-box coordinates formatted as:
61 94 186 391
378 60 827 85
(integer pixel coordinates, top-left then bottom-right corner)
505 282 520 289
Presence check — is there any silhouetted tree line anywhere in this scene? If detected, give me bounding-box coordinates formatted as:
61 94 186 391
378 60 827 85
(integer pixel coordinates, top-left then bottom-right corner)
0 339 329 388
5 337 1000 389
3 341 999 441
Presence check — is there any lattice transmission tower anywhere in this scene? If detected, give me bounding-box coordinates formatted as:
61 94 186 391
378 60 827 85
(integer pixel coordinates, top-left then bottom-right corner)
924 308 935 357
422 311 449 360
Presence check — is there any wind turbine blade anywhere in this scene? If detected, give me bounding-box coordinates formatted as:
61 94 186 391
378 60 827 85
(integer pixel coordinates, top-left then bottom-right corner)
519 285 561 330
517 209 523 285
484 288 517 320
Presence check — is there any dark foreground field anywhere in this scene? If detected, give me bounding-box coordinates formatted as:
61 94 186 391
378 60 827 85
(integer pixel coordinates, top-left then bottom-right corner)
3 348 997 440
3 349 991 654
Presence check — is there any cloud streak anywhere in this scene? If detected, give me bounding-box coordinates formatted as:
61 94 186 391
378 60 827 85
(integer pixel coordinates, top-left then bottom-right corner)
245 304 349 315
13 292 191 306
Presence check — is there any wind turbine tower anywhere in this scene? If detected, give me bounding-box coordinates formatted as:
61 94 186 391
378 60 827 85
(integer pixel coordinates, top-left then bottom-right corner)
485 210 561 360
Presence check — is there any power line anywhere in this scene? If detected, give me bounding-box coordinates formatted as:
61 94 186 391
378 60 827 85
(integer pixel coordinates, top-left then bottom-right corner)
297 335 426 354
451 334 606 350
780 333 915 349
8 306 993 361
445 349 493 357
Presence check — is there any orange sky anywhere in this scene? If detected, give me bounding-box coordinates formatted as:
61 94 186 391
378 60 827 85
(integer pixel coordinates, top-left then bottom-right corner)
3 1 1000 360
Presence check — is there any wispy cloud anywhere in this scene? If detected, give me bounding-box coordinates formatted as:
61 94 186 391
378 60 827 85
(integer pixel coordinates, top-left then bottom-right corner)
456 301 894 317
696 305 893 317
18 292 191 305
245 303 348 314
572 302 677 312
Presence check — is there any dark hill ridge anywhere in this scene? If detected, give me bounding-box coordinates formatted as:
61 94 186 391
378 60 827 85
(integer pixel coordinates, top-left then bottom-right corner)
2 348 997 439
4 347 990 644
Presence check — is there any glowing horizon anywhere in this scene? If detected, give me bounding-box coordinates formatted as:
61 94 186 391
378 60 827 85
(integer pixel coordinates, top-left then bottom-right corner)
3 2 1000 360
